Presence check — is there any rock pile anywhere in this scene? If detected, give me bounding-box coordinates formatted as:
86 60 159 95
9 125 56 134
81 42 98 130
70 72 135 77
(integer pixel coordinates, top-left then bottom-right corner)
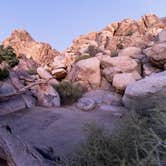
1 14 166 114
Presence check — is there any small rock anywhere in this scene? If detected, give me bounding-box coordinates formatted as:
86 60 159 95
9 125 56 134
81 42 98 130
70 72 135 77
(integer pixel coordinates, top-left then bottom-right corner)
51 68 67 79
77 97 96 111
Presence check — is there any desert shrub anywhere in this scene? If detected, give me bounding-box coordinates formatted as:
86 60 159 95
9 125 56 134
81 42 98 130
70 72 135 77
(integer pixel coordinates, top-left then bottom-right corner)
86 45 99 56
67 107 166 166
0 45 19 80
27 68 37 75
54 80 83 105
0 45 19 67
116 42 124 49
75 54 92 63
0 68 9 81
111 50 118 57
126 31 133 36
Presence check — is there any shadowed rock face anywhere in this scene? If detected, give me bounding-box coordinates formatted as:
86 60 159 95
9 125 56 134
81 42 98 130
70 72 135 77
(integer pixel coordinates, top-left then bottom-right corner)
0 158 8 166
3 29 60 65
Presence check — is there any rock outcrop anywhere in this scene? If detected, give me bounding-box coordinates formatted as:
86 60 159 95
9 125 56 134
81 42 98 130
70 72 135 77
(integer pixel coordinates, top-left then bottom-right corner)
1 13 166 115
122 71 166 111
143 42 166 68
67 14 165 55
3 29 60 65
68 57 101 89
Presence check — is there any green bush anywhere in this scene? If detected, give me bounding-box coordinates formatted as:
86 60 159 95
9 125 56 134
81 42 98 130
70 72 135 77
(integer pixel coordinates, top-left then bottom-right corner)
0 45 19 80
0 45 19 67
0 68 9 81
75 54 92 63
86 45 99 56
111 50 118 57
54 80 83 105
67 107 166 166
27 68 37 75
117 43 124 49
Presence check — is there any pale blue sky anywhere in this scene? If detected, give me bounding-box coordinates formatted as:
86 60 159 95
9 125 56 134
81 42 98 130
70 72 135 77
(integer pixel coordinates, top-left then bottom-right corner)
0 0 165 50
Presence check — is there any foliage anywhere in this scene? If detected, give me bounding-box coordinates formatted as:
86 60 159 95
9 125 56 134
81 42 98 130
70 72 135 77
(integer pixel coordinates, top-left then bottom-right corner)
27 68 37 75
67 107 166 166
86 45 99 56
75 54 92 63
54 80 83 105
126 31 133 36
0 68 9 81
116 42 124 49
0 45 19 80
111 50 118 57
0 45 19 67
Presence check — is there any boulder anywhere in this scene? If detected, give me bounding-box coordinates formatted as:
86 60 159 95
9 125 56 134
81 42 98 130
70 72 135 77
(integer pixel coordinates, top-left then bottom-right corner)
0 96 26 115
112 73 138 92
122 71 166 111
9 72 36 108
101 56 140 83
0 82 26 115
51 68 67 79
34 83 60 107
37 67 52 80
83 90 122 106
76 97 96 111
118 47 142 59
68 57 101 89
143 42 166 68
143 63 161 77
51 53 74 70
105 56 139 73
157 30 166 42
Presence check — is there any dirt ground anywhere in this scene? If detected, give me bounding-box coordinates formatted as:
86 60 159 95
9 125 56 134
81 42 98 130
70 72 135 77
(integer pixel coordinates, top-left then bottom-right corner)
0 105 126 157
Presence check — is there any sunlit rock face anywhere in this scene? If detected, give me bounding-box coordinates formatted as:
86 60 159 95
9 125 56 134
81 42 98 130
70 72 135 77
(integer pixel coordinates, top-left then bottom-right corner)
3 29 60 65
67 14 165 56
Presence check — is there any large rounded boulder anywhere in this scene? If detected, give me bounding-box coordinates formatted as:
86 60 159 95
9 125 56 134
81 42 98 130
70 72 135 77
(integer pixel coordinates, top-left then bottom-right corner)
122 71 166 111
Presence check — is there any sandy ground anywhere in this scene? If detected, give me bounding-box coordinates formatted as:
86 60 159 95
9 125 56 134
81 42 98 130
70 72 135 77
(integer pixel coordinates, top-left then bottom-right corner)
0 105 126 157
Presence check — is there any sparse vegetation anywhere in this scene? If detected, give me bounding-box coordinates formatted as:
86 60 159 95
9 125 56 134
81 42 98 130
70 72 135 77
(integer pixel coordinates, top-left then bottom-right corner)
75 54 92 63
0 45 19 67
27 68 37 75
126 31 133 36
116 42 124 49
86 45 99 56
0 68 9 81
54 80 83 105
111 50 118 57
0 45 19 80
67 107 166 166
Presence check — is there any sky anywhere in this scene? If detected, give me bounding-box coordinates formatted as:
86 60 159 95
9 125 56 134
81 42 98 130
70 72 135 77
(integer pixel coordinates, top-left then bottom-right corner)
0 0 166 51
